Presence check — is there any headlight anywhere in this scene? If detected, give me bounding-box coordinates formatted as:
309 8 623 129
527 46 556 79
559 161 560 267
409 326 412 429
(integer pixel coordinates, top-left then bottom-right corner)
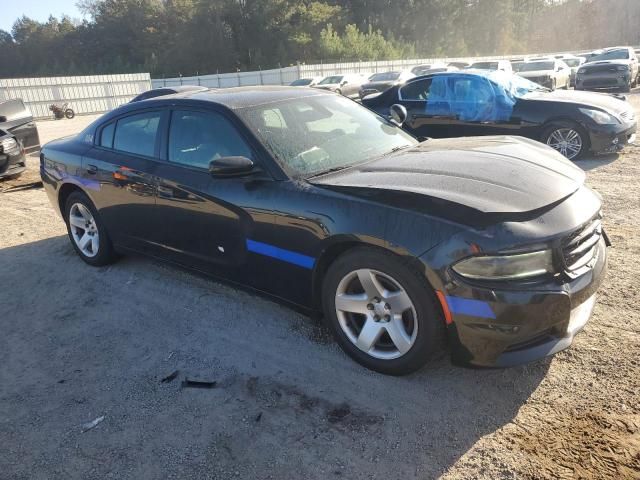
579 108 620 125
616 65 630 71
452 250 554 281
0 137 19 154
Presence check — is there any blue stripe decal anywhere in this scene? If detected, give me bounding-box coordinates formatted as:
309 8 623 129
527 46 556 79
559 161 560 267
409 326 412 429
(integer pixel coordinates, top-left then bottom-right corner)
445 296 496 319
246 239 315 269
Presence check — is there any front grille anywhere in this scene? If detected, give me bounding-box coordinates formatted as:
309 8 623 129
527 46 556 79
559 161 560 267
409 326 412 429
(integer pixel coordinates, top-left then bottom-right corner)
582 65 618 74
561 218 602 272
583 78 618 87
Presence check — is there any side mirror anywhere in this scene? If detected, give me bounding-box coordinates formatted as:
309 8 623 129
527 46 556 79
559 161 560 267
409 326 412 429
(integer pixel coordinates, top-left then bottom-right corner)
341 80 348 86
209 156 256 177
389 104 408 126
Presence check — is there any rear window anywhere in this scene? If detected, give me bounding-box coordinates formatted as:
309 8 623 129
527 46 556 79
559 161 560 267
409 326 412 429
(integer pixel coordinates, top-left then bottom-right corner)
113 111 161 157
100 122 115 148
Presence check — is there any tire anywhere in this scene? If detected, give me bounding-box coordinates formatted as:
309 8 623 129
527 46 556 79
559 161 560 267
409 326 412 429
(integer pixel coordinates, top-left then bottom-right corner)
322 247 446 375
64 191 117 266
541 120 589 160
64 109 75 119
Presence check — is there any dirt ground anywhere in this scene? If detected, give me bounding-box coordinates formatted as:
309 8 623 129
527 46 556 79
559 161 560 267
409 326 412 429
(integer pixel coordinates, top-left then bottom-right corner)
0 95 639 479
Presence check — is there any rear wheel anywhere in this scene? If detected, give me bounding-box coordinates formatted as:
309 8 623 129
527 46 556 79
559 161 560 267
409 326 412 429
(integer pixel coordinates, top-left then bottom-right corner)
64 191 117 266
64 108 75 119
542 121 589 160
322 247 445 375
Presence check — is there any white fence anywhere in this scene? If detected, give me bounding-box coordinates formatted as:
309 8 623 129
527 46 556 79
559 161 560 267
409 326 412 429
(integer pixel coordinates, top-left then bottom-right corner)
151 52 579 89
0 73 152 119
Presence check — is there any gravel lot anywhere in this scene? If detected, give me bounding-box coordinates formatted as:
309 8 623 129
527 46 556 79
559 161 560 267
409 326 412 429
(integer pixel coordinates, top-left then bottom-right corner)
1 97 639 479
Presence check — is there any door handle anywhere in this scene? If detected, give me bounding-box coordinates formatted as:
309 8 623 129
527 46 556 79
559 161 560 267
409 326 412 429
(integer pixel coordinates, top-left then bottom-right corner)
86 164 98 175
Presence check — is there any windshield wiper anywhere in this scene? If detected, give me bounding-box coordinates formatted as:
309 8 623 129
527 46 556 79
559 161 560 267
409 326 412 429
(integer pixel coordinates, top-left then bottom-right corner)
306 165 353 179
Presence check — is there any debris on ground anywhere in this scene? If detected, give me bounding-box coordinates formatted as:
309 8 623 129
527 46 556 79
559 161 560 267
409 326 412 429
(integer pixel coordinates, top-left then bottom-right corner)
160 370 179 383
181 378 217 389
81 416 105 433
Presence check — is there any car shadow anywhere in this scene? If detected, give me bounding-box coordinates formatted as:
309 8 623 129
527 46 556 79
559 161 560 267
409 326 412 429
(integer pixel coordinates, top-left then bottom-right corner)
0 235 549 479
576 152 619 171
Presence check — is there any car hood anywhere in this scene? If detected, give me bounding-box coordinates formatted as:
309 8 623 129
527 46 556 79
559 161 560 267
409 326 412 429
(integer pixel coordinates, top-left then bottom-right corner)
583 59 632 67
311 136 585 216
519 70 554 78
361 81 397 90
524 89 631 115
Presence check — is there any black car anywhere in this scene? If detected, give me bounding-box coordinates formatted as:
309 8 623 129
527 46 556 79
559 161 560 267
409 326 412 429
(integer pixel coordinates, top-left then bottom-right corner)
0 99 40 153
41 86 607 375
362 70 636 159
130 85 209 102
0 99 40 178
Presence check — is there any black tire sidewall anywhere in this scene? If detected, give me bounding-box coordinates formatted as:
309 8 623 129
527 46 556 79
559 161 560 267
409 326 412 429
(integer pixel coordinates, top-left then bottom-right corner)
322 248 445 375
541 120 589 160
65 109 75 119
64 191 115 266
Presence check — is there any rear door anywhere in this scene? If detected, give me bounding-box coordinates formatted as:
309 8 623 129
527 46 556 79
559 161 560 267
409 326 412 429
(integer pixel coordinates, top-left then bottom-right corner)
83 109 164 251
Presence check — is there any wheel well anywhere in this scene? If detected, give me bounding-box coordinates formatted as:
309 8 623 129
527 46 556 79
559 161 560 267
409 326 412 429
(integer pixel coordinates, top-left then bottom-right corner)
58 183 83 215
311 241 363 311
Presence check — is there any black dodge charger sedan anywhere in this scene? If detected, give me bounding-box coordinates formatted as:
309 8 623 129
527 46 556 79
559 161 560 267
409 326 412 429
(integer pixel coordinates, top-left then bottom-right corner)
362 70 636 160
41 87 607 375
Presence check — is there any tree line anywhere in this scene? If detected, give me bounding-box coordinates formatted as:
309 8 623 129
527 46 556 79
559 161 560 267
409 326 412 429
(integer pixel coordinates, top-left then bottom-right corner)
0 0 638 79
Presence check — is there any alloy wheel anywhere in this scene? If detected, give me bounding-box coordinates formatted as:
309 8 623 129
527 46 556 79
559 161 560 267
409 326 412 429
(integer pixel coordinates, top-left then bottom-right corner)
546 128 583 159
335 269 418 360
69 202 100 258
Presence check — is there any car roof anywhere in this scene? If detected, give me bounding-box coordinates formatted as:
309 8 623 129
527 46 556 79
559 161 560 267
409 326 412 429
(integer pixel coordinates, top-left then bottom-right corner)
141 85 333 110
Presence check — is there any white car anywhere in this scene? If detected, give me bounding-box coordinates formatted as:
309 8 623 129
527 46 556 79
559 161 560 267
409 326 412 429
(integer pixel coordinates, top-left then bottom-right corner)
517 59 571 90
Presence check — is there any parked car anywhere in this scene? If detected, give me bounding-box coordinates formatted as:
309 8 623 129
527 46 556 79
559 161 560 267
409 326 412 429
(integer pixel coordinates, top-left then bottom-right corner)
313 74 366 98
362 70 636 160
467 60 513 73
447 61 471 69
0 129 27 179
575 46 639 92
359 71 415 99
511 61 526 73
0 99 40 154
289 77 322 87
410 63 447 75
411 65 459 77
41 86 608 374
130 85 208 102
517 59 571 90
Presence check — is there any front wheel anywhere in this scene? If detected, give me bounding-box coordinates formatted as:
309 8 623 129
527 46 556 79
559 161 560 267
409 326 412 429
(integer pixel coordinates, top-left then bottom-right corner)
542 121 589 160
322 248 445 375
64 191 117 266
64 109 75 119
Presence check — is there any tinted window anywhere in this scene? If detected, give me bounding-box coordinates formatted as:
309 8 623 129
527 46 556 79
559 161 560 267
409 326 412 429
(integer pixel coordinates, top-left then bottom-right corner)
113 111 161 157
168 110 253 169
290 79 312 86
100 122 115 148
589 49 630 61
400 78 433 100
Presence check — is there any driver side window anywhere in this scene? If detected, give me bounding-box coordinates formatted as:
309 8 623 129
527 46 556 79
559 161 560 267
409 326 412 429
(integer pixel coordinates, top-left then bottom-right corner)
168 110 253 170
400 78 433 101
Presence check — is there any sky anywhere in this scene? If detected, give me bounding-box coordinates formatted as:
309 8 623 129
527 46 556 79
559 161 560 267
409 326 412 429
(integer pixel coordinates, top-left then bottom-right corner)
0 0 84 33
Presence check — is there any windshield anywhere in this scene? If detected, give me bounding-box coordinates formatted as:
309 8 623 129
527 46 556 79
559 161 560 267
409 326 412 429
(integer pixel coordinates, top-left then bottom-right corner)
520 61 554 71
319 76 343 85
239 95 417 177
471 62 498 69
290 79 312 86
589 49 630 62
369 72 400 82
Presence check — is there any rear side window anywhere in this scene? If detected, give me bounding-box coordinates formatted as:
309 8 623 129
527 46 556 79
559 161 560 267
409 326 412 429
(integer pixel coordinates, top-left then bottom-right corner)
99 122 115 148
168 110 253 169
113 111 161 157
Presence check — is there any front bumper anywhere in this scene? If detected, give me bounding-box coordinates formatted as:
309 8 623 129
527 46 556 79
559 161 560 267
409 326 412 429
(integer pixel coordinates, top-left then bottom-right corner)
587 120 636 154
443 236 607 368
576 73 631 91
0 150 27 178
